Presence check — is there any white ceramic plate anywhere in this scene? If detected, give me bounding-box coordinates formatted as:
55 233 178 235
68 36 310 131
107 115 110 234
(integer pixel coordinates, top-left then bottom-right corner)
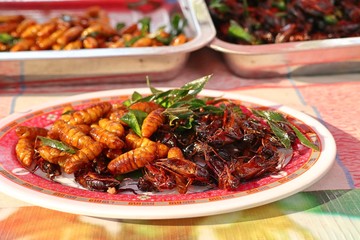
0 89 336 219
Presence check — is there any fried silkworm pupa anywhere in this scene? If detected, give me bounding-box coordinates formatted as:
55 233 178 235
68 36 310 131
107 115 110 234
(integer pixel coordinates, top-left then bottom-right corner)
63 143 103 174
125 132 169 157
15 138 35 167
98 118 125 137
90 124 125 149
141 108 165 138
107 108 128 125
129 102 160 113
167 147 184 159
15 126 48 140
107 141 158 175
51 120 96 149
107 134 169 175
60 101 112 125
37 145 71 165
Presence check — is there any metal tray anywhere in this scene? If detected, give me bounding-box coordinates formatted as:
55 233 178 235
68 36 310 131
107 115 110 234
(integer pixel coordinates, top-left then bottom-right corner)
210 33 360 78
0 0 216 85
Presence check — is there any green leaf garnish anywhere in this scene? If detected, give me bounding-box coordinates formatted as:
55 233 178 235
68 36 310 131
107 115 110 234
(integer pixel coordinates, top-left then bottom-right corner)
125 35 142 47
209 0 231 13
116 22 126 31
252 109 286 122
324 15 338 25
253 109 319 150
272 0 286 11
136 75 212 108
120 110 148 137
268 121 291 149
170 13 187 36
37 136 76 154
0 33 16 45
228 20 256 44
115 169 143 181
138 17 151 35
289 123 320 151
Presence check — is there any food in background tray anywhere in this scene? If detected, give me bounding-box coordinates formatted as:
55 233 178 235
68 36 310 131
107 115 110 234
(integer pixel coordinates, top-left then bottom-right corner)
0 6 188 51
206 0 360 45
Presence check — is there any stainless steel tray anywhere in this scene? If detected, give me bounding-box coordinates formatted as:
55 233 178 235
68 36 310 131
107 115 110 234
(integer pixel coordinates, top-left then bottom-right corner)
0 0 216 85
210 33 360 78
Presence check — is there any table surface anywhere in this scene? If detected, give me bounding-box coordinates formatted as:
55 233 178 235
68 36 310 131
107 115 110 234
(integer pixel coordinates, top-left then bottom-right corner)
1 48 360 240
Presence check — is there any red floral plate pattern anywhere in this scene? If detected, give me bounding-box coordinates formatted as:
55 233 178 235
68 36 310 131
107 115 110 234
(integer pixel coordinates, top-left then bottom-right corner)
0 89 336 219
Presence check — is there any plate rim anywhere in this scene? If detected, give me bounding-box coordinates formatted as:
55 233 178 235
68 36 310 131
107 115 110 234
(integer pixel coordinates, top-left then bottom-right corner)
0 88 337 219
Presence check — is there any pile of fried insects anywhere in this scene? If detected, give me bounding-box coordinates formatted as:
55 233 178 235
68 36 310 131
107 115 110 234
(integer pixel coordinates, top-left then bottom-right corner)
0 6 188 51
14 75 318 194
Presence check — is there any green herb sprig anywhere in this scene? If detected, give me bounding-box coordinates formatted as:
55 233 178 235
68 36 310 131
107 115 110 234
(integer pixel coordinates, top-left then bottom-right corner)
121 75 224 136
253 109 319 150
37 136 76 154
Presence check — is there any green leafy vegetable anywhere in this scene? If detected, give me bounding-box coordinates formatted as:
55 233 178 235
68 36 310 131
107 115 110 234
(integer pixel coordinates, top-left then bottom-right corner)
268 121 291 149
115 169 143 181
289 123 319 151
170 13 187 36
252 109 319 150
139 17 151 35
37 136 76 154
242 0 249 18
324 15 338 25
228 20 256 44
0 33 16 45
123 91 144 107
252 109 286 122
209 0 231 13
154 30 172 45
124 75 222 133
136 75 212 108
116 22 126 31
272 0 286 11
125 35 142 47
120 109 148 137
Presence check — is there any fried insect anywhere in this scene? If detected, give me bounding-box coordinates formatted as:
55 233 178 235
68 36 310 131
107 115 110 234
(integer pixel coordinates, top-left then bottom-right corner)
50 120 103 173
98 118 125 137
14 18 36 36
129 102 160 113
20 24 42 38
14 126 48 167
141 108 165 138
167 147 184 159
104 148 123 159
37 145 71 165
51 120 93 149
125 132 169 157
107 141 158 175
90 124 125 149
75 170 121 192
15 126 48 140
107 108 128 125
64 145 103 174
56 26 84 46
171 33 187 46
34 157 62 180
108 134 169 175
37 28 69 50
60 102 112 125
15 138 35 167
10 38 35 52
154 158 210 191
